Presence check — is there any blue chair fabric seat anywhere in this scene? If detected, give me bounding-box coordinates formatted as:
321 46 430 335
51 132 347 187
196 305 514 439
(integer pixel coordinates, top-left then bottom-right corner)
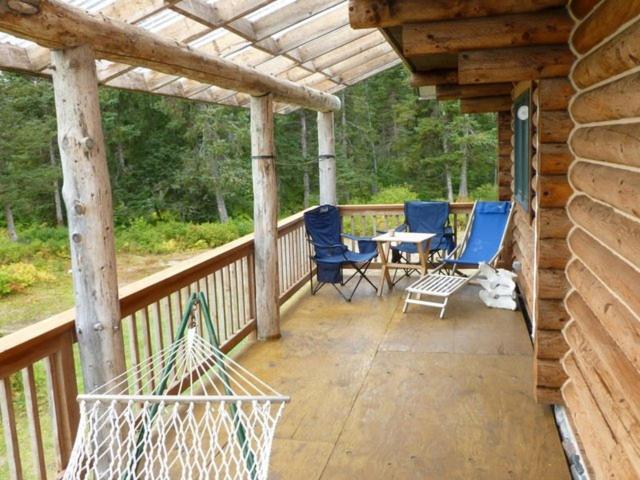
304 205 378 301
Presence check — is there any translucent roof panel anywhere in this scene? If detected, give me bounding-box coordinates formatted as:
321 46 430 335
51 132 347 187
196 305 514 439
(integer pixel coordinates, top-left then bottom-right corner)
0 0 399 113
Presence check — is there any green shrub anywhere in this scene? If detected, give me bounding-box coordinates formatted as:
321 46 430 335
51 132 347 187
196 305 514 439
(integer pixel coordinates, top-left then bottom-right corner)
367 185 419 204
0 262 55 296
471 183 498 201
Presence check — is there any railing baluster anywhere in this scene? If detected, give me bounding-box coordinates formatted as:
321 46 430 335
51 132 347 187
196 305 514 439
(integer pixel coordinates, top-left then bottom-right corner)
127 314 142 393
44 333 79 472
22 365 47 480
0 376 22 480
140 307 155 391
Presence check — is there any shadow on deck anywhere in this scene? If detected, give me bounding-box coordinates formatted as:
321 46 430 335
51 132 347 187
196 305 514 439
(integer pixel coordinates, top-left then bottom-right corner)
234 275 570 479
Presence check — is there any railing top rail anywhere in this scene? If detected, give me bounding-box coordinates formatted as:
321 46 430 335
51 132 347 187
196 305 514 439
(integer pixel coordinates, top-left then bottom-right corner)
0 209 309 371
0 203 473 374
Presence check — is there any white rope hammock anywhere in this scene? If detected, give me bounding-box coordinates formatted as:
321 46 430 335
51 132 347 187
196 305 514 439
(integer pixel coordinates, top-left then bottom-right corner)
63 293 289 480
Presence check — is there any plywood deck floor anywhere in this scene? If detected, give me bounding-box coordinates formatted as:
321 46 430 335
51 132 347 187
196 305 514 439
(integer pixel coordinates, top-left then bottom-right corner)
234 278 570 480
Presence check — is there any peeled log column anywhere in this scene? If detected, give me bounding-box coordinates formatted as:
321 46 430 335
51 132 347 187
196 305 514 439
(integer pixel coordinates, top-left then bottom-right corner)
571 0 640 55
250 94 280 340
318 111 336 205
533 78 573 111
410 69 458 87
51 45 126 392
571 71 640 124
573 20 640 89
402 9 571 56
570 124 640 168
458 45 573 84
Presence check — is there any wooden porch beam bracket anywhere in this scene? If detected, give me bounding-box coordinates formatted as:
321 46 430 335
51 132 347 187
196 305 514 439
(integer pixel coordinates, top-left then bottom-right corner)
0 0 341 112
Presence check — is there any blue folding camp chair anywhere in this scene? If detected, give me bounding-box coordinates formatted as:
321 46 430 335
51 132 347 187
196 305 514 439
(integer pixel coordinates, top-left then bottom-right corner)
403 201 513 318
390 201 456 279
304 205 378 302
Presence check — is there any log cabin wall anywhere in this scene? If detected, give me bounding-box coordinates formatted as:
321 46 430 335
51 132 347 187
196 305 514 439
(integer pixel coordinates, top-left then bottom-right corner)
511 82 536 323
498 111 513 201
563 0 640 477
532 77 573 404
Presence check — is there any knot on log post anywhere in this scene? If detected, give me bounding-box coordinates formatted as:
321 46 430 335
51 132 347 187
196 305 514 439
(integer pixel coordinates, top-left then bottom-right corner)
3 0 40 15
73 201 86 215
81 137 95 150
71 232 82 243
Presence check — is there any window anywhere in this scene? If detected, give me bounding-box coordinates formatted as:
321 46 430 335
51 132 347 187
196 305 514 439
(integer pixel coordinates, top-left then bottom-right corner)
514 90 531 211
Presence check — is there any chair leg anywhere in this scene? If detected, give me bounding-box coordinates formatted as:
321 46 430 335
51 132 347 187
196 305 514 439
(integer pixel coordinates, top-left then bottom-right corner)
403 292 411 313
439 297 449 319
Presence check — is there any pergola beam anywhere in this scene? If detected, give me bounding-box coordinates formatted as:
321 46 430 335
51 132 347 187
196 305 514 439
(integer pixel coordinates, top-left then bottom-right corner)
348 0 567 29
402 9 571 56
0 0 341 112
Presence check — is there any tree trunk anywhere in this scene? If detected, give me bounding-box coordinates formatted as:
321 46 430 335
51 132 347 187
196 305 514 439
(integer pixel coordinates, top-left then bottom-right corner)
445 165 454 203
300 111 310 208
202 120 229 223
116 142 125 171
4 204 18 242
458 115 471 200
50 138 65 226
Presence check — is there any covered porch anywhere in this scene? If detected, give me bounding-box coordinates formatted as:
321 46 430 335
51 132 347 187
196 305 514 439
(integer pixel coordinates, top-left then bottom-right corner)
246 281 568 479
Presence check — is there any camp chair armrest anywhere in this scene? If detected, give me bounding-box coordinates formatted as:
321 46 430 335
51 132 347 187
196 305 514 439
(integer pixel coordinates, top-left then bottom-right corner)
341 233 370 242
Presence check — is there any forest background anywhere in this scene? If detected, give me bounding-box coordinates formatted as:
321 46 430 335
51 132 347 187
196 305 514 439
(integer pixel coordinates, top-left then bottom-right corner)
0 65 498 331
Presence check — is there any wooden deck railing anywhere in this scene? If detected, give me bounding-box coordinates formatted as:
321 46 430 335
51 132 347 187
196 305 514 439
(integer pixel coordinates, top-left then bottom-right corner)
0 202 473 479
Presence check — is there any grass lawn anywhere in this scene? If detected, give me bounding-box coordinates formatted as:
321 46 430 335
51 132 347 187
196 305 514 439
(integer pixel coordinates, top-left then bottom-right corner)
0 250 204 337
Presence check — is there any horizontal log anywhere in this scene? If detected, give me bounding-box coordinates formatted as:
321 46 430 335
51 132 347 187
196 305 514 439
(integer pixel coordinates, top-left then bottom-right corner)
537 299 569 330
571 71 640 124
0 0 340 112
568 227 640 314
499 186 512 201
573 20 640 89
498 154 512 171
568 0 600 19
566 259 640 372
536 386 564 405
538 268 569 299
533 78 573 111
536 174 572 208
460 95 511 113
402 9 571 56
534 110 573 143
564 333 640 476
410 69 459 87
538 238 571 269
348 0 567 28
569 161 640 219
568 194 640 271
459 45 573 84
562 359 634 480
537 207 571 239
536 328 569 359
436 83 513 100
562 347 640 479
535 358 568 389
571 124 640 169
534 143 572 175
571 0 640 55
498 171 512 186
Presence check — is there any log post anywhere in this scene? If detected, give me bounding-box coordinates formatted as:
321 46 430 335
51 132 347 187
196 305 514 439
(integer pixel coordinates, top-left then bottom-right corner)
317 111 337 205
51 45 126 393
250 94 280 340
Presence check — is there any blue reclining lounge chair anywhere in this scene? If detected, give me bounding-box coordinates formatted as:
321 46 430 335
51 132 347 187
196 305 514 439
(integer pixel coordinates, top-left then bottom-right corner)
391 201 456 274
304 204 378 302
403 201 513 318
